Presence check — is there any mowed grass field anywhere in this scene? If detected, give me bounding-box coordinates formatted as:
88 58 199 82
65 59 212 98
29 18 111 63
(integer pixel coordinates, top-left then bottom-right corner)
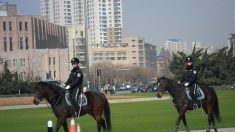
0 89 235 132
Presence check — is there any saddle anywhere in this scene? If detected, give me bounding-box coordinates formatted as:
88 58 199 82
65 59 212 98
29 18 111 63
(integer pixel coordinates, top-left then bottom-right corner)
65 89 88 107
185 84 205 101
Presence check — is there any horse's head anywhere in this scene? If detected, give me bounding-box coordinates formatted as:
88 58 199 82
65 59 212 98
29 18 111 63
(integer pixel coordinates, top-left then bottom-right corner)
33 82 47 105
156 76 169 98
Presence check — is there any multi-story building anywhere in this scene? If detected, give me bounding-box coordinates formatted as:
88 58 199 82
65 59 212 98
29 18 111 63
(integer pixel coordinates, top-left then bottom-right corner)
66 24 87 70
164 39 187 55
0 2 17 16
191 41 214 54
89 37 156 69
228 34 235 57
0 15 68 81
40 0 124 74
40 0 123 44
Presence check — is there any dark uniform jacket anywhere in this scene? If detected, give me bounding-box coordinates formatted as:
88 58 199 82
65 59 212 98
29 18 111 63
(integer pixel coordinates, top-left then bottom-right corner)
64 67 83 90
181 66 197 86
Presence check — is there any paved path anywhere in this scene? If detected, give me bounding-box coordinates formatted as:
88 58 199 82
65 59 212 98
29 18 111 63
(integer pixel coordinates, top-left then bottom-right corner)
0 96 170 110
180 127 235 132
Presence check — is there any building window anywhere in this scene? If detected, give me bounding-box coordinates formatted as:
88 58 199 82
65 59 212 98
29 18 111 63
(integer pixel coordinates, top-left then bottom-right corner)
54 70 56 78
80 31 83 37
25 37 29 49
9 22 12 31
49 57 51 65
20 59 25 66
19 22 22 31
10 37 13 51
53 57 55 65
4 37 7 52
25 22 28 31
20 37 23 49
13 59 17 67
3 21 6 31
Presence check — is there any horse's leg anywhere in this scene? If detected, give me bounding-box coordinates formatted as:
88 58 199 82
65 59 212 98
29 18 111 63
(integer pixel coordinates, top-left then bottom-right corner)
202 104 212 132
54 116 67 132
89 112 103 132
101 118 108 132
211 117 218 132
182 115 190 132
174 106 187 132
62 119 69 132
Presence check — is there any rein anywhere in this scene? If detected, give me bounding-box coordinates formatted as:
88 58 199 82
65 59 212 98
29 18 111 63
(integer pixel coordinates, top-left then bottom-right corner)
49 93 63 106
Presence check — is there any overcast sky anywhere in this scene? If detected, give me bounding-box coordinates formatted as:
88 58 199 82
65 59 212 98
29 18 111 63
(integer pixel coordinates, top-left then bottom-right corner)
2 0 235 48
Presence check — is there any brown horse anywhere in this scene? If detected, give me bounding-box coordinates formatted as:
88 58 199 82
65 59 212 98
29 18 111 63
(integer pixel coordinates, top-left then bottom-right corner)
33 81 111 132
156 76 220 132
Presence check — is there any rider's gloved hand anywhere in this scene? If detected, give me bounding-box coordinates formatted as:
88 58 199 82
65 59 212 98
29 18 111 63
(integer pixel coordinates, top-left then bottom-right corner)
178 81 181 84
60 83 65 88
65 85 71 90
184 82 189 87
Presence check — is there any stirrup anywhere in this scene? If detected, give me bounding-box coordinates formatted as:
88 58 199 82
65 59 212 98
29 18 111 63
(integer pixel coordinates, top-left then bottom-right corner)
193 103 198 109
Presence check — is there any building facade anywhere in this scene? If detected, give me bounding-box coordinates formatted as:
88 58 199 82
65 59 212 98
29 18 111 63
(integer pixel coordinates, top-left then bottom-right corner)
89 37 156 69
0 15 68 81
0 2 17 16
164 39 187 55
66 24 87 70
228 34 235 57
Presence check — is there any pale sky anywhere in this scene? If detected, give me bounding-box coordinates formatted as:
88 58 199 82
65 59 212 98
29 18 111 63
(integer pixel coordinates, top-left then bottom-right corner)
2 0 235 48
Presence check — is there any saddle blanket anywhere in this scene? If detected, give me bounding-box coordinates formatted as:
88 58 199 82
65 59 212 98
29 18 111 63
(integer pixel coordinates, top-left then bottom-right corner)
185 85 205 101
65 93 88 107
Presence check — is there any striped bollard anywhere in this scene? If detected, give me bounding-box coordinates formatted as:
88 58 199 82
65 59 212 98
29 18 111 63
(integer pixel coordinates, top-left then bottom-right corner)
77 123 81 132
48 120 53 132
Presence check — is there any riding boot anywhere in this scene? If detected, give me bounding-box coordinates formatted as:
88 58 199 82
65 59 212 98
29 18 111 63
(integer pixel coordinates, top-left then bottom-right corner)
192 93 198 109
68 93 78 117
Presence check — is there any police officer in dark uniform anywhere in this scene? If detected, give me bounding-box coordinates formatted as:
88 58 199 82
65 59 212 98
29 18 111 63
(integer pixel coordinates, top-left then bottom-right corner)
180 56 198 107
61 57 83 115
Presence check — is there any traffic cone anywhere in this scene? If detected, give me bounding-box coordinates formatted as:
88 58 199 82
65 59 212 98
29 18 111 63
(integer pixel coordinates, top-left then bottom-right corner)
77 123 81 132
69 118 76 132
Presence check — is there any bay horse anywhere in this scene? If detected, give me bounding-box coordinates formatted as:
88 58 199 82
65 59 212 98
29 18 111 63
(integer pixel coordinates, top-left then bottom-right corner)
33 81 111 132
156 76 220 132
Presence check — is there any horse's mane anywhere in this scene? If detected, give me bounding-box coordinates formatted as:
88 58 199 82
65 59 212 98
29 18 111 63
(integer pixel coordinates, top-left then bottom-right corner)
161 77 184 91
162 77 176 86
38 81 63 94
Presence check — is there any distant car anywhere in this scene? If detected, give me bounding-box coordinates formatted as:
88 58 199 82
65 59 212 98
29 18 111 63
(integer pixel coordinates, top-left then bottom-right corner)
130 84 142 93
147 85 158 92
146 81 158 92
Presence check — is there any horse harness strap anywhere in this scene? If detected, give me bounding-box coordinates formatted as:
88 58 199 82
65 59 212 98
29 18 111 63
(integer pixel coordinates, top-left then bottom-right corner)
49 93 62 106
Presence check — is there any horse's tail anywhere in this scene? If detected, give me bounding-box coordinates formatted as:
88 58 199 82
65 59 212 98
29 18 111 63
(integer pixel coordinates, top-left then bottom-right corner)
210 88 221 122
104 98 112 131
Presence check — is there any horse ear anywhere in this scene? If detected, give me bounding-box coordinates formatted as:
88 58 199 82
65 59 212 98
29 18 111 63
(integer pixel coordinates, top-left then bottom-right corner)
163 75 165 78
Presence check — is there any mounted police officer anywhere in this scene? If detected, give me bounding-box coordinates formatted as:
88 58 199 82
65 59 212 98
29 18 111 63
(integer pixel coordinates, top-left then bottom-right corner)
61 57 83 115
180 56 198 108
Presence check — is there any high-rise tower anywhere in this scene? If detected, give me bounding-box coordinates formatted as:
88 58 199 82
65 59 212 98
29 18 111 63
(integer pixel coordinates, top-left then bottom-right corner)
40 0 123 44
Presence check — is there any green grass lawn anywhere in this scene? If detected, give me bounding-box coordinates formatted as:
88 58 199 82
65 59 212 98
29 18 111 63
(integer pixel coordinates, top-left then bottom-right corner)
0 89 235 132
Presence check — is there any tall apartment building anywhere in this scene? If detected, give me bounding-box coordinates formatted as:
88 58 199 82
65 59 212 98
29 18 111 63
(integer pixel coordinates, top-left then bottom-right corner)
66 24 87 70
164 39 187 55
0 15 68 81
40 0 123 44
